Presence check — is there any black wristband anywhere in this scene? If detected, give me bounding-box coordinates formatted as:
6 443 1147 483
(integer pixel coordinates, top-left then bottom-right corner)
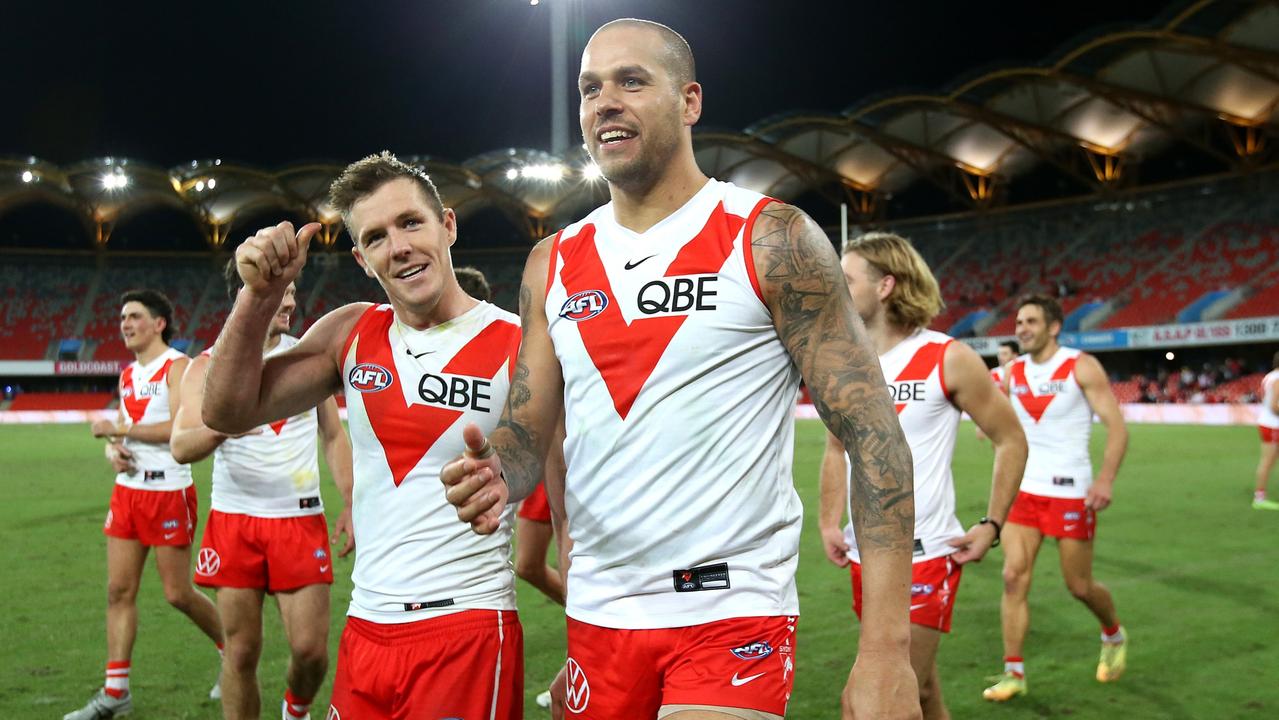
979 516 1002 547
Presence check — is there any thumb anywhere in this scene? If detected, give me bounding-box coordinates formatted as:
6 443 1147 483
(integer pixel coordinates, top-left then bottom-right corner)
297 221 323 248
461 422 492 458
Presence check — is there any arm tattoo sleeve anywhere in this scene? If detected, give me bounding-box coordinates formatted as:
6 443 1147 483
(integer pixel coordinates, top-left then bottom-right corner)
754 205 914 551
491 280 548 502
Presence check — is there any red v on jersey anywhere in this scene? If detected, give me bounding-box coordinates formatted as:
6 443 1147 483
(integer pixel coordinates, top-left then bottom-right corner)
353 309 520 486
1011 357 1077 423
121 358 175 424
892 342 947 414
558 201 746 420
268 419 288 435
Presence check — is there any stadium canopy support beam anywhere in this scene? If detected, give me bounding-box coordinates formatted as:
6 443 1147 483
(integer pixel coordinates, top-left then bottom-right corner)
843 182 881 222
1082 145 1125 185
95 219 114 247
959 167 997 207
1222 119 1268 162
205 220 229 249
317 220 343 248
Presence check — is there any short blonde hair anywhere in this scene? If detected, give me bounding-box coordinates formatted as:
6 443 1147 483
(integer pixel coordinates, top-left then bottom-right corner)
842 232 944 329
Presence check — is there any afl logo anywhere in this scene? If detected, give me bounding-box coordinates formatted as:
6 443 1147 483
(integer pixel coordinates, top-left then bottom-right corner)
559 290 608 322
349 363 393 393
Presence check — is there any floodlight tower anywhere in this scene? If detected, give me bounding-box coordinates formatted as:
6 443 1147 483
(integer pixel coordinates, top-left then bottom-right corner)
550 0 571 155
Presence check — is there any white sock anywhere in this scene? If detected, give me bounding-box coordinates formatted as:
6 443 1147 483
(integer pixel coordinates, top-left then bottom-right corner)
1004 659 1025 677
1257 491 1267 502
1101 627 1125 643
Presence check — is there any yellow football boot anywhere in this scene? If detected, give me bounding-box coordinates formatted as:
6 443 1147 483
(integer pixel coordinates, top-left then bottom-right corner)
1097 627 1128 682
982 672 1027 701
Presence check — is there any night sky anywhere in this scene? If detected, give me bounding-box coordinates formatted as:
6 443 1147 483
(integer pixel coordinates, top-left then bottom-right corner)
3 0 1175 168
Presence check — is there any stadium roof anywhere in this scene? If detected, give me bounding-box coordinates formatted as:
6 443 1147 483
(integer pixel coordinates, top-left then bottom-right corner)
2 0 1276 248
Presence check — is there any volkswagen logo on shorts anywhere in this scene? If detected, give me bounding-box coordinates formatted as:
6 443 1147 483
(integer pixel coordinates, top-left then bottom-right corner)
565 657 590 713
196 548 221 576
349 363 393 393
559 290 608 322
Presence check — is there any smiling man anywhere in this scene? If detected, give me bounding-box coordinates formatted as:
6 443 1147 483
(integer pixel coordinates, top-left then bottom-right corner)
983 294 1130 703
68 289 225 720
440 18 919 720
200 153 524 720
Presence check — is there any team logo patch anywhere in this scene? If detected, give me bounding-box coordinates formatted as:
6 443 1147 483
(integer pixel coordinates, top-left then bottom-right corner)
314 548 328 560
1063 511 1082 521
565 657 590 713
196 548 221 576
911 583 935 597
731 641 774 661
348 363 393 393
559 290 608 322
162 519 180 530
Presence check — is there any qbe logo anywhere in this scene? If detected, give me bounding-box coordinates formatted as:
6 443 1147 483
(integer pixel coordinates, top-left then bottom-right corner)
560 290 608 322
637 275 717 316
196 548 221 576
565 657 590 713
349 363 393 393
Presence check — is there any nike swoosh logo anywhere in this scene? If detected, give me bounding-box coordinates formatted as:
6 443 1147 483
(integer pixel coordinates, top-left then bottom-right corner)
910 603 928 611
319 565 329 573
163 532 177 540
624 254 658 270
731 671 766 686
1064 525 1078 531
405 348 435 359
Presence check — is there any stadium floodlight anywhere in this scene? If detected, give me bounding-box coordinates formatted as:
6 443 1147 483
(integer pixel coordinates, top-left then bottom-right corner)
506 168 520 180
101 173 129 190
1166 352 1175 361
530 0 539 5
195 180 206 192
207 178 216 189
582 162 602 180
521 163 565 182
20 170 34 183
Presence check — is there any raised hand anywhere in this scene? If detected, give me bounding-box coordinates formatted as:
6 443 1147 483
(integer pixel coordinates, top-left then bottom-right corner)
235 221 321 295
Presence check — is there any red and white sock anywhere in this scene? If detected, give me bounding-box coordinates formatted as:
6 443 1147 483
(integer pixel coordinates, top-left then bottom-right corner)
1101 624 1124 642
283 689 312 719
1257 490 1267 502
104 660 130 699
1003 656 1025 678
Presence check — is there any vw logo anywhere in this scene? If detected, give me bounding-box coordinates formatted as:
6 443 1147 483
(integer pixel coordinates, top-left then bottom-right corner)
565 657 590 714
196 548 221 576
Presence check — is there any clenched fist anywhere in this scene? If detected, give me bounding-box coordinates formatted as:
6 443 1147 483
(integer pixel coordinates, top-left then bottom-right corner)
235 221 321 295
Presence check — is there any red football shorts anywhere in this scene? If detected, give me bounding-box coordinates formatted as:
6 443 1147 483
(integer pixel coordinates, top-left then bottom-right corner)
518 482 552 523
194 510 333 592
103 484 197 547
1260 426 1279 443
563 615 796 718
850 555 963 633
327 610 522 720
1007 491 1096 540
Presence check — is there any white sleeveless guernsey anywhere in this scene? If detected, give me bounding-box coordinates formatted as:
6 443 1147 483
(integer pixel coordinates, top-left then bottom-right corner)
340 301 520 623
991 363 1007 386
1259 370 1279 430
545 179 802 630
116 347 192 491
1009 347 1094 499
843 329 964 563
211 335 323 518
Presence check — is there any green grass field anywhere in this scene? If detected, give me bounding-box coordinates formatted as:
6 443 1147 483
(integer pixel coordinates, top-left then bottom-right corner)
2 421 1276 719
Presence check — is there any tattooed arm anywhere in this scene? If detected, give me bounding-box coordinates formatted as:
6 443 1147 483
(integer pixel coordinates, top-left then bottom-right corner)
751 203 920 720
442 237 565 533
